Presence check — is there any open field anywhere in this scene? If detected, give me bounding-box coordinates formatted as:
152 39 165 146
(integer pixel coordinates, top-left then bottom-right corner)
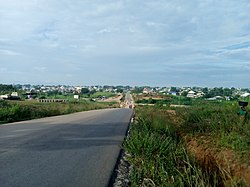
0 100 118 124
134 94 193 106
125 99 250 186
89 91 116 98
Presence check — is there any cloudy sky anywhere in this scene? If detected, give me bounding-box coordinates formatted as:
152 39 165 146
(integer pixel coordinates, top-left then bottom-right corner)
0 0 250 87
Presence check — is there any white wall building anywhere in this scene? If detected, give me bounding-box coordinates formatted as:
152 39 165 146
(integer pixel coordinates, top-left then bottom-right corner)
187 90 196 98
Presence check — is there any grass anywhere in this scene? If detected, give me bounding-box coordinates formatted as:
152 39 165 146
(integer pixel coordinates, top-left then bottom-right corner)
176 102 250 154
34 91 117 100
219 132 249 151
135 95 193 106
125 107 222 186
125 102 249 186
38 94 74 100
0 100 118 124
90 92 116 98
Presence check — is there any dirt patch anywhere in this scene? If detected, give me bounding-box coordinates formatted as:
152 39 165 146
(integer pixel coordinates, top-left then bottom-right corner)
166 110 176 115
170 104 190 108
185 136 250 186
101 95 123 102
136 93 171 100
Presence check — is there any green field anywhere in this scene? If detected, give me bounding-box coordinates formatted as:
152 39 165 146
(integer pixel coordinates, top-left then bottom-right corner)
17 91 117 100
90 91 116 98
0 100 118 124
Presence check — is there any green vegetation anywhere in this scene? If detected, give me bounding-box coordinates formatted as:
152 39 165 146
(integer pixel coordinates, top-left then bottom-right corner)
0 100 117 124
131 87 144 94
177 102 250 152
136 96 193 106
89 91 116 98
34 91 116 100
125 107 224 186
38 93 73 100
0 84 15 94
125 100 249 186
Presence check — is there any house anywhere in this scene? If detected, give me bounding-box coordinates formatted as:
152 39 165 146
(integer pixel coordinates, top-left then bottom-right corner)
206 96 224 100
11 92 18 97
9 92 21 100
0 94 9 100
241 93 250 97
0 92 20 100
143 88 151 94
169 92 178 96
196 91 204 98
187 90 196 98
74 95 80 100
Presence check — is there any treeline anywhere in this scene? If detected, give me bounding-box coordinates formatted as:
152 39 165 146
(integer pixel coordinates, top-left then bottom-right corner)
202 87 231 98
201 87 247 98
0 84 15 94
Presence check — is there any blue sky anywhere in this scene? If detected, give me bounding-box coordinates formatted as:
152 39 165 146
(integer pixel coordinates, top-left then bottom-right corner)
0 0 250 87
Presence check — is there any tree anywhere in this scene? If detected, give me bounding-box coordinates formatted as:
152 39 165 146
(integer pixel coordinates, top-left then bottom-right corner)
202 87 209 95
0 84 14 94
148 98 156 104
132 87 143 94
170 87 177 92
223 88 232 96
81 88 90 94
181 91 188 97
202 87 210 98
117 88 123 93
89 90 96 95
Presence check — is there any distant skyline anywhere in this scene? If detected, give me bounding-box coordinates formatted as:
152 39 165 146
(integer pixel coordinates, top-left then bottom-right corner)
0 0 250 87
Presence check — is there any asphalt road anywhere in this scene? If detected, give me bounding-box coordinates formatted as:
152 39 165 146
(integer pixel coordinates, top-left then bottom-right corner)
0 108 133 187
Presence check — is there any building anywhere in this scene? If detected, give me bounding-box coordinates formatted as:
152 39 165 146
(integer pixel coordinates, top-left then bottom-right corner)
0 94 9 100
187 90 196 98
143 88 151 94
11 92 18 97
196 91 204 98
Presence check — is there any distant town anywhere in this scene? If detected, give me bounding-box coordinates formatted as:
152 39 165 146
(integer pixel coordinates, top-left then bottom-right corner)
0 84 249 101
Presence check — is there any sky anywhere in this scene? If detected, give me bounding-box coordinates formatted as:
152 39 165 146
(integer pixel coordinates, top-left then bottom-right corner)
0 0 250 87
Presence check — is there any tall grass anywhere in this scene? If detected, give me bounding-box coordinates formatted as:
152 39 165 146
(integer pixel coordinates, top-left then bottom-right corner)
176 102 250 153
125 107 226 186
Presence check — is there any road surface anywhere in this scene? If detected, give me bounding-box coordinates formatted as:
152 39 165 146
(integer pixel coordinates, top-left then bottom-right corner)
0 108 133 187
120 92 134 109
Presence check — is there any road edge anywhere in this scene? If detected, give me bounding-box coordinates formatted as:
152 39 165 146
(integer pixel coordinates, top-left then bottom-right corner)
108 110 135 187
